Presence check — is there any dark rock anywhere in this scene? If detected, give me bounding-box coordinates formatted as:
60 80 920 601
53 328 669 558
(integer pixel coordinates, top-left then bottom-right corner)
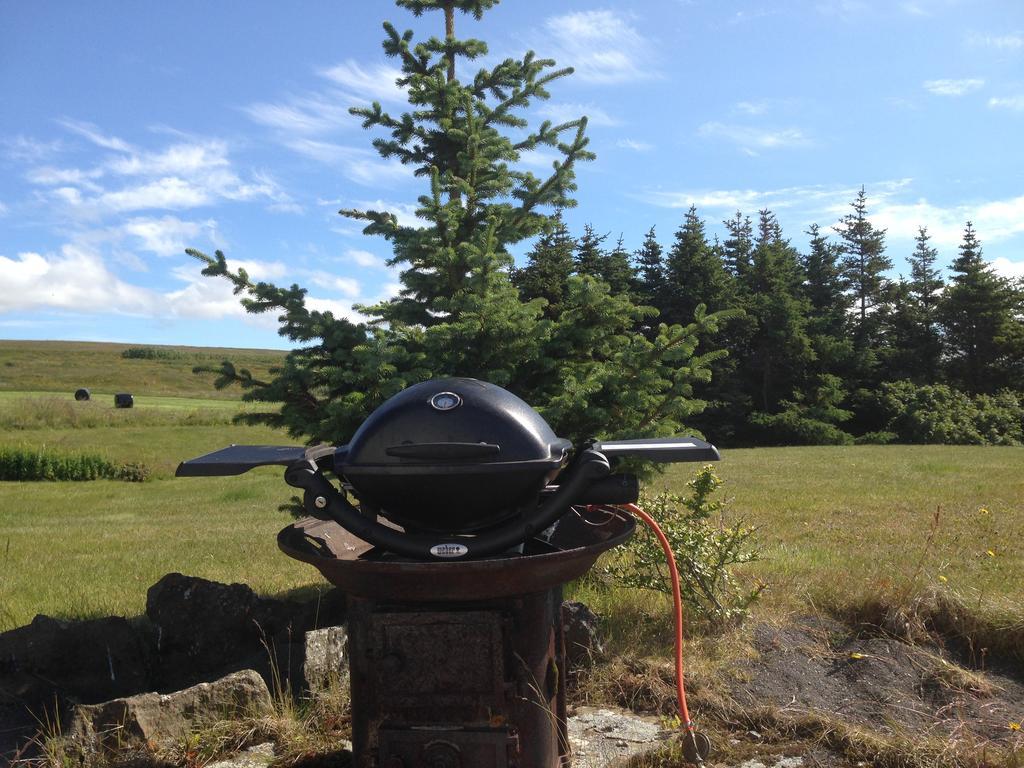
67 669 273 752
0 614 152 707
146 573 345 693
563 601 603 668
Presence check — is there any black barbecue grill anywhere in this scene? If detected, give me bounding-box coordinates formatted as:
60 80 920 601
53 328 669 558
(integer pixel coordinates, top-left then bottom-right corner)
177 377 720 767
177 377 719 560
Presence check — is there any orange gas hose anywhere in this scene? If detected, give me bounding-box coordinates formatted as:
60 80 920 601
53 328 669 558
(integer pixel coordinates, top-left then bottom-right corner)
614 503 696 737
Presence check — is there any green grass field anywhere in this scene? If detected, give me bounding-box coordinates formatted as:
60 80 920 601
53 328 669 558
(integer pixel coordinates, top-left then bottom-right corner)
1 341 1022 641
0 339 284 399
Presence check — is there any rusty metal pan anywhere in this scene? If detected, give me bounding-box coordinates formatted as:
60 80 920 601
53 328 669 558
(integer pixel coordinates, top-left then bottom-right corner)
277 508 635 601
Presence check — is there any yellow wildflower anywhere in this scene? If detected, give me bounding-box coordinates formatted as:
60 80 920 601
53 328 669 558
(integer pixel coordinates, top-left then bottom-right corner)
987 549 997 558
1010 721 1021 731
979 507 990 515
849 652 865 660
938 574 948 583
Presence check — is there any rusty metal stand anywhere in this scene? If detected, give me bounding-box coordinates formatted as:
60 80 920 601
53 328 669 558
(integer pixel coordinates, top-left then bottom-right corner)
277 510 636 768
348 588 569 768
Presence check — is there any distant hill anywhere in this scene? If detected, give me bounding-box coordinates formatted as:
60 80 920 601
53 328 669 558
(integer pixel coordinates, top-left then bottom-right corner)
0 340 286 400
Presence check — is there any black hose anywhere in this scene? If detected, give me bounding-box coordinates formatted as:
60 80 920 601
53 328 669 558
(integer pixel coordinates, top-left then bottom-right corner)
284 449 612 560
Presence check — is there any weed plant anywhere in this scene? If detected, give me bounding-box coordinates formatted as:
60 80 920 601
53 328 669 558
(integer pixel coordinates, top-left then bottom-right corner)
0 446 148 482
605 465 763 623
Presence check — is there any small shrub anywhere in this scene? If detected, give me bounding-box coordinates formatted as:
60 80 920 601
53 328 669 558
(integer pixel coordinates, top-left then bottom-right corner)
121 346 184 360
855 430 898 445
751 374 854 446
869 381 1024 445
0 447 149 482
606 465 763 623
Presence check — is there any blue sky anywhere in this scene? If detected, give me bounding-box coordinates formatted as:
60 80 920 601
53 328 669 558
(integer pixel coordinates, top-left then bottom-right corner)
2 0 1022 349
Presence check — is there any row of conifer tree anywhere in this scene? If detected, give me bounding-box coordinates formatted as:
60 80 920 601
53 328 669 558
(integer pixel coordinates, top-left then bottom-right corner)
512 188 1024 445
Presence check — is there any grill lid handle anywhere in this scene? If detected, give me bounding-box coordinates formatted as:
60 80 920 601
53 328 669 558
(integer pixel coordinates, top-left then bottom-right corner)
384 442 500 460
591 436 720 463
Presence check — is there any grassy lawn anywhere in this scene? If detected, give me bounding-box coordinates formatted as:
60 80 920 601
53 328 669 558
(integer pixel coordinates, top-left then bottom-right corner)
3 420 1021 632
0 339 284 399
693 444 1024 614
0 345 1020 640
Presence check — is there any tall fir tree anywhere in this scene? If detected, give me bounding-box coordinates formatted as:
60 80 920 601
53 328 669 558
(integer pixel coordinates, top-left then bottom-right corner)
604 235 639 297
721 212 754 279
188 0 728 449
743 210 814 416
511 211 575 318
834 187 890 346
876 278 928 383
800 223 855 382
937 222 1021 392
574 224 608 280
662 205 733 326
904 226 944 381
634 226 666 314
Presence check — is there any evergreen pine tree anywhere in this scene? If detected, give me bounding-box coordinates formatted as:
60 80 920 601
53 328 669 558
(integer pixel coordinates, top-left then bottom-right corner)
743 210 814 415
800 223 854 380
937 222 1021 392
188 0 728 449
574 224 609 280
511 211 574 318
604 235 639 296
663 206 733 326
876 278 927 382
904 226 943 380
721 212 754 279
834 187 890 345
634 226 666 314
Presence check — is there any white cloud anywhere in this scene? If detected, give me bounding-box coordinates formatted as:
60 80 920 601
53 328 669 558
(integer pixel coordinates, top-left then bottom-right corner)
816 0 870 21
988 95 1024 111
517 149 563 169
698 122 809 152
734 101 769 116
92 177 212 213
616 138 654 152
923 78 984 96
120 216 217 257
537 102 619 127
26 125 292 218
26 165 104 188
990 257 1024 279
308 271 361 297
59 119 135 153
105 140 229 177
967 32 1024 51
0 246 156 315
0 201 7 217
345 249 387 269
286 139 411 185
2 135 62 162
640 181 1024 254
639 179 907 213
541 10 658 84
319 60 405 104
244 94 354 135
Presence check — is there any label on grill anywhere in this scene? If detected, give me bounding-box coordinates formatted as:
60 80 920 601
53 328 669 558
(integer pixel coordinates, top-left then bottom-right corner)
430 542 469 558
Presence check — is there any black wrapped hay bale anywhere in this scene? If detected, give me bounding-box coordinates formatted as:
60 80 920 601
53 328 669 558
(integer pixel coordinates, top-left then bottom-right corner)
114 393 134 409
74 388 90 401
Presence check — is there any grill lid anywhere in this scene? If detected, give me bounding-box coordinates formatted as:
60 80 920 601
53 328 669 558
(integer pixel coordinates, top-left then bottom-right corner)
336 377 571 473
